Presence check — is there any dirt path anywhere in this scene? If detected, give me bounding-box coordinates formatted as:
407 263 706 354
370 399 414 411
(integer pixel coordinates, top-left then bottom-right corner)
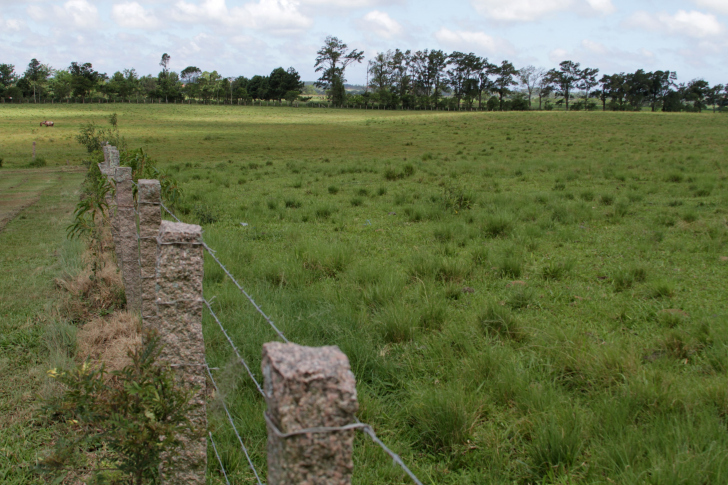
0 168 84 233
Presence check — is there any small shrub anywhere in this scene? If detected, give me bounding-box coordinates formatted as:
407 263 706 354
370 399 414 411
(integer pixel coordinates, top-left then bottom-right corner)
422 152 434 161
328 185 339 195
613 266 647 291
0 157 3 168
267 198 279 210
315 205 333 219
356 188 369 196
285 198 302 208
350 197 363 207
403 163 415 177
599 194 614 206
494 252 523 278
681 211 698 223
384 168 398 181
407 388 474 452
248 162 260 169
377 186 387 196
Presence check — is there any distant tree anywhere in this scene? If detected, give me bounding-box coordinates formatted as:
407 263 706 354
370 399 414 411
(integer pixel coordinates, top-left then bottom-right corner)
268 67 303 101
368 51 392 93
24 58 53 102
160 53 170 75
547 61 582 111
475 59 496 110
49 70 73 100
247 75 270 100
686 79 710 112
595 74 612 111
536 73 554 110
518 65 544 108
314 36 364 105
647 71 677 112
446 52 481 109
706 83 724 113
578 67 599 110
180 66 201 85
0 64 17 90
69 62 104 102
493 60 519 111
624 70 650 110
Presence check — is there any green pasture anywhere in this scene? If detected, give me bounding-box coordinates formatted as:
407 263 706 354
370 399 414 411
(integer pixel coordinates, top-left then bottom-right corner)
1 104 728 484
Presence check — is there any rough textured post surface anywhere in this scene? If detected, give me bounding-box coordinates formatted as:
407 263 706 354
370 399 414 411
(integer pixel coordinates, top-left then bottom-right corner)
155 221 207 484
114 167 141 312
262 342 359 485
138 179 161 329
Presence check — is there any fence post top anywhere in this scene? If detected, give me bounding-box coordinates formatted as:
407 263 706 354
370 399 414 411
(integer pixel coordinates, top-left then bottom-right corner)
159 220 202 244
262 342 358 426
138 179 161 199
113 166 132 181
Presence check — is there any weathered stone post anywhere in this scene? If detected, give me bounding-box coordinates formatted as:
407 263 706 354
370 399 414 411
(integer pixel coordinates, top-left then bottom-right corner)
114 167 141 313
262 342 359 485
137 179 161 329
155 220 207 484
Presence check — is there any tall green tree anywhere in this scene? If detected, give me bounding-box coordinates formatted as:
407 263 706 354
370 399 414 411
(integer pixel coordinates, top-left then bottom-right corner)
268 67 303 101
647 71 677 112
314 36 364 105
49 70 73 100
493 60 519 111
24 58 53 102
69 62 103 102
578 67 599 110
0 64 17 99
547 60 582 111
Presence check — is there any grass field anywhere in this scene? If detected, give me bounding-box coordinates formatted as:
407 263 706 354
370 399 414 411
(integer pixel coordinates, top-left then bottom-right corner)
1 104 728 484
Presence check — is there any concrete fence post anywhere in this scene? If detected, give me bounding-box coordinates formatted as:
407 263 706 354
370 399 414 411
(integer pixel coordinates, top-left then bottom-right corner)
114 167 141 313
155 220 207 484
137 179 161 329
262 342 359 485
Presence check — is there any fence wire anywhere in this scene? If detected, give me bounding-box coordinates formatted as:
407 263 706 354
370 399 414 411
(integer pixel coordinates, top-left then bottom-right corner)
204 298 267 399
205 363 265 485
209 431 231 485
160 202 424 485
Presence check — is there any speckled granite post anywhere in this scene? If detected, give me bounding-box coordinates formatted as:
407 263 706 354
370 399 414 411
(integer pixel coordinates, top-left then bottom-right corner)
262 342 359 485
138 179 161 330
155 221 207 484
114 167 141 313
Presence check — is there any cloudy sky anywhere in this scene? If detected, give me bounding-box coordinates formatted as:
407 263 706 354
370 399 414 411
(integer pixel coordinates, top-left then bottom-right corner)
1 0 726 85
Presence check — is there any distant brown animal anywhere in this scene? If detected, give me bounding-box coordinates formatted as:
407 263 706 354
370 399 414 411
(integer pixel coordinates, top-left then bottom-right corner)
40 121 54 127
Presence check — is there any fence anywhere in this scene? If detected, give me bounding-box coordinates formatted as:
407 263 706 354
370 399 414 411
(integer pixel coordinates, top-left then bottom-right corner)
98 145 423 484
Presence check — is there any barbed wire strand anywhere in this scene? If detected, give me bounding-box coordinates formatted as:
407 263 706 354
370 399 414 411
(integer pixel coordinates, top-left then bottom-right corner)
161 203 422 485
209 431 231 485
160 202 288 343
201 242 289 343
205 363 265 485
204 298 267 398
160 202 182 223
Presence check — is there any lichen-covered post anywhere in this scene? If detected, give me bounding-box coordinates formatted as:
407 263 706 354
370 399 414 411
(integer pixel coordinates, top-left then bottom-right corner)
137 179 161 329
114 167 141 312
155 220 207 484
262 342 359 485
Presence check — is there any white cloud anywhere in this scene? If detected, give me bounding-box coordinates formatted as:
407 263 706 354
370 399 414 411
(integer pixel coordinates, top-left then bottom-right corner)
112 2 160 30
358 10 404 39
586 0 615 15
173 0 312 34
55 0 99 29
692 0 728 15
0 16 24 32
28 0 99 29
434 27 515 56
549 39 655 71
625 10 724 39
300 0 402 6
471 0 615 21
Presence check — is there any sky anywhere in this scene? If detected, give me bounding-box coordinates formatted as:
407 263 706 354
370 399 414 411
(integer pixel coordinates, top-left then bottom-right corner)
1 0 727 85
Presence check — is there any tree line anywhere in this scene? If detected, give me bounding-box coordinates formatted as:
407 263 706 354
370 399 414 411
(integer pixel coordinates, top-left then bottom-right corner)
1 36 727 112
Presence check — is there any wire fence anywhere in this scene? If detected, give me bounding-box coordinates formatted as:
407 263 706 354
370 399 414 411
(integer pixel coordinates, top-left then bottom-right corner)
158 202 424 485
